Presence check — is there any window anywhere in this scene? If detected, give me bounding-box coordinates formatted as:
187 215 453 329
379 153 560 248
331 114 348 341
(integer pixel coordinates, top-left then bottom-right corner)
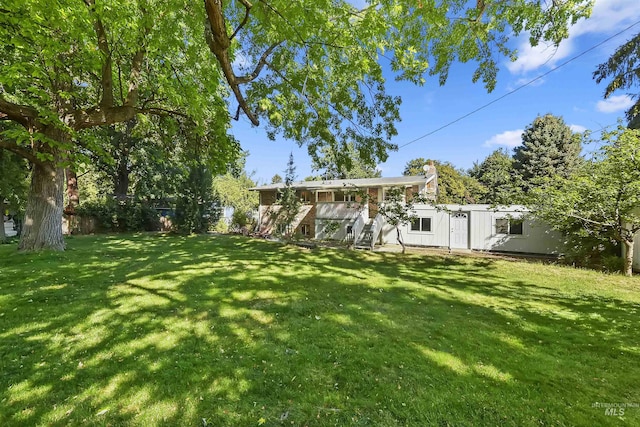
317 191 331 202
300 191 312 203
509 220 523 235
300 223 311 237
410 217 432 232
334 191 356 202
496 218 523 235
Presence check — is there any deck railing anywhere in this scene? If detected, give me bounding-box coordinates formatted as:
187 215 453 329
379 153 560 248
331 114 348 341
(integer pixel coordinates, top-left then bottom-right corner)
347 212 367 244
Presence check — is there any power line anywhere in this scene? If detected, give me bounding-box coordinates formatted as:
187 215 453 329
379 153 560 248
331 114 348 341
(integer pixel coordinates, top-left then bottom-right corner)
398 19 640 150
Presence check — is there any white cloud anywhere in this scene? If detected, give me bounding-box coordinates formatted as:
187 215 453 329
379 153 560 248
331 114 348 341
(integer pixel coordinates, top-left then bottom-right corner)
483 129 524 148
570 124 587 133
507 40 574 74
596 94 634 113
508 0 640 75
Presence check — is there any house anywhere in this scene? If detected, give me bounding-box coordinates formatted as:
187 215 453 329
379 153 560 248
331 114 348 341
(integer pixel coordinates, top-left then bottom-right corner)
251 166 567 255
251 167 437 247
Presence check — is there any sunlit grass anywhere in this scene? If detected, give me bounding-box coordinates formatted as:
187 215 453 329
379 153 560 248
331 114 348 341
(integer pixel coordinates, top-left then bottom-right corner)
0 233 639 426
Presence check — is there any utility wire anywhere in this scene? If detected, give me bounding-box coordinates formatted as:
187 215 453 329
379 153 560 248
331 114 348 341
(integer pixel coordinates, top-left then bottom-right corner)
398 19 640 150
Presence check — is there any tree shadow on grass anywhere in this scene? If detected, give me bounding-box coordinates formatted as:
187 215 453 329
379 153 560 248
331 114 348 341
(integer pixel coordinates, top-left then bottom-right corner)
0 234 638 426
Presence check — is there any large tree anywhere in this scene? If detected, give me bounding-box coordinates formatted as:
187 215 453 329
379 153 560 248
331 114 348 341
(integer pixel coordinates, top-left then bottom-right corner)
1 0 593 251
531 126 640 276
513 114 582 192
404 158 486 204
593 32 640 127
0 0 229 250
470 148 521 204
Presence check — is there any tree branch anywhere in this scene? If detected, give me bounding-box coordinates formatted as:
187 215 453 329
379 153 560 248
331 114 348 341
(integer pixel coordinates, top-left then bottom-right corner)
230 0 253 41
123 48 146 107
0 97 38 128
258 0 305 45
235 42 282 84
140 107 191 119
124 3 152 108
566 212 615 230
84 0 114 108
204 0 259 125
0 137 43 166
71 104 192 129
71 105 138 129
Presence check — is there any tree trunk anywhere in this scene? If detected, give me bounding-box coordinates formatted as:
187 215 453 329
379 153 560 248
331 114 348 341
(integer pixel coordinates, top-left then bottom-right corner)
19 142 66 251
65 168 79 213
623 239 634 277
114 119 135 199
114 157 130 200
396 226 406 254
0 204 6 243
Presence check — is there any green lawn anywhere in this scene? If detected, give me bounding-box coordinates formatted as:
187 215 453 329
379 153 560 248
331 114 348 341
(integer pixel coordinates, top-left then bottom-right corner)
0 234 638 426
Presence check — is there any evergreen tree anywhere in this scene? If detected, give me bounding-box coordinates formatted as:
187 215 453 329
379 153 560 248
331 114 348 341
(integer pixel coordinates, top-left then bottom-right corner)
277 153 301 237
513 114 582 192
174 163 216 234
594 32 640 126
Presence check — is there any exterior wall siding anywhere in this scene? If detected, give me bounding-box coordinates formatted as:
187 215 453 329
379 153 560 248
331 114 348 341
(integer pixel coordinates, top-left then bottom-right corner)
398 205 564 255
316 218 355 240
315 202 361 220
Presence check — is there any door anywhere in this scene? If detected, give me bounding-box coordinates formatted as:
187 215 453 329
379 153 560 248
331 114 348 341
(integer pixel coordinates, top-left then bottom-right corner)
450 212 469 249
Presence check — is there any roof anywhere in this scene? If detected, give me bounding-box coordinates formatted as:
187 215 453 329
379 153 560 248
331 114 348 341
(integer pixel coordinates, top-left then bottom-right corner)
251 174 436 191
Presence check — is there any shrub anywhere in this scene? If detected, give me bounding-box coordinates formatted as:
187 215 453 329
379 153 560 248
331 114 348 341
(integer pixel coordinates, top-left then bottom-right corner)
213 218 229 233
75 199 160 233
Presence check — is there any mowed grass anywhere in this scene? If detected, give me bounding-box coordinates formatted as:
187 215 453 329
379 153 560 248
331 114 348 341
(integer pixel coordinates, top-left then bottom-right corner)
0 234 639 426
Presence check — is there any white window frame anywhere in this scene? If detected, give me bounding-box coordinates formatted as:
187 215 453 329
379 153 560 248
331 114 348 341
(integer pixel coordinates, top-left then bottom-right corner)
409 216 433 233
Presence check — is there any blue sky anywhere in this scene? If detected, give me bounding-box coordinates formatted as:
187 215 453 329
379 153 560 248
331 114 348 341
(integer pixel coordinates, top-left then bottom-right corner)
231 0 640 184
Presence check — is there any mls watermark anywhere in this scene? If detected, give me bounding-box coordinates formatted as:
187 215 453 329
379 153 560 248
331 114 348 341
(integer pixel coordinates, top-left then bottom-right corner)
592 402 639 416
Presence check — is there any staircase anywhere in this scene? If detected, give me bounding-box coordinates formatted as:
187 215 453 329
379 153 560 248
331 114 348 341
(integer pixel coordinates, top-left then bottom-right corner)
354 222 375 249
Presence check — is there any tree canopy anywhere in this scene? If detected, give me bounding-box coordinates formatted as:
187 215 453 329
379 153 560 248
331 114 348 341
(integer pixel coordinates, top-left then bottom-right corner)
513 114 582 191
404 158 486 204
308 142 381 180
531 126 640 276
470 148 520 205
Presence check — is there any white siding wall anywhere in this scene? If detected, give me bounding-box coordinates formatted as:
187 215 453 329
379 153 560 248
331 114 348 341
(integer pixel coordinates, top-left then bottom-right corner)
316 218 354 240
469 210 564 254
315 202 361 220
383 208 449 246
393 204 564 255
315 202 364 241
